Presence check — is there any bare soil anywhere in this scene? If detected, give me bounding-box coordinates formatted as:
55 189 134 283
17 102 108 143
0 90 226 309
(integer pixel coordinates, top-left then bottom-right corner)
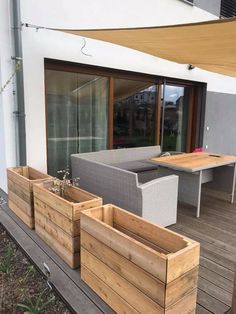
0 224 72 314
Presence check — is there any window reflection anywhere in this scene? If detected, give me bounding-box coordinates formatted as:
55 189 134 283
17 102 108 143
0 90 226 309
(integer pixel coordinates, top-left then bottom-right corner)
113 79 156 148
161 85 190 152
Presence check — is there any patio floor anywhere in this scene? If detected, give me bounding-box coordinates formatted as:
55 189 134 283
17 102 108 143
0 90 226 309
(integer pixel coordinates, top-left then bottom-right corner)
0 187 235 313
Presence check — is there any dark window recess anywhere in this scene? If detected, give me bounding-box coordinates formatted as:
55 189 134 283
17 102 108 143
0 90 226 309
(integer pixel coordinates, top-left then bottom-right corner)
220 0 236 17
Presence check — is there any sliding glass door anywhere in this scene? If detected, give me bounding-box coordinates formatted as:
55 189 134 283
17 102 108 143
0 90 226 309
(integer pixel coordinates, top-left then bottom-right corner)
45 69 108 176
45 61 204 176
161 84 192 152
113 78 157 148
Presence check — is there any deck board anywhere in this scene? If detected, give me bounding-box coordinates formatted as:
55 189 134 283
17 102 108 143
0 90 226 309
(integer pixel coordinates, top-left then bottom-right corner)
169 187 236 313
1 187 236 313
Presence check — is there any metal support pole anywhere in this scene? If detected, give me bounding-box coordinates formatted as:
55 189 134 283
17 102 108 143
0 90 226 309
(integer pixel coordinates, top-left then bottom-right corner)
12 0 27 165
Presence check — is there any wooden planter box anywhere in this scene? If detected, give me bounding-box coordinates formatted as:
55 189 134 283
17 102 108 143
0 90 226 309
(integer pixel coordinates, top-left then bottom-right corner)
7 166 51 229
33 180 102 268
81 204 200 314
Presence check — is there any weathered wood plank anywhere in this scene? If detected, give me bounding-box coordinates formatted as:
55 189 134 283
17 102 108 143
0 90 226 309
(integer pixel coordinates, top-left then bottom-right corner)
33 183 73 219
34 197 80 236
81 266 138 314
35 210 80 253
167 242 200 283
8 199 34 228
113 205 188 252
171 223 236 255
232 266 236 314
81 247 164 313
197 289 230 313
8 178 32 205
81 229 166 306
200 257 234 282
114 223 170 254
198 277 232 306
80 211 167 282
35 223 80 268
8 190 32 216
196 304 212 314
199 266 234 293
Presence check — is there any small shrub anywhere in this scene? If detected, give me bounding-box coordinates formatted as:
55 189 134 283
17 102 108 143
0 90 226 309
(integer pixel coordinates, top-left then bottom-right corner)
17 287 55 314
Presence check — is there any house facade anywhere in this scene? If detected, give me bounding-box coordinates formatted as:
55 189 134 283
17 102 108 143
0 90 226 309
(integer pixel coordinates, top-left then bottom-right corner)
1 0 236 191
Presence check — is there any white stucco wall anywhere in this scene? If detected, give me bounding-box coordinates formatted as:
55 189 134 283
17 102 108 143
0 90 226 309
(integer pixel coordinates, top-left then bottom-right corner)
1 0 236 191
0 0 17 192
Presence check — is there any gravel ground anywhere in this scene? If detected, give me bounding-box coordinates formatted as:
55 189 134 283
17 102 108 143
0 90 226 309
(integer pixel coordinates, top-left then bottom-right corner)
0 224 72 314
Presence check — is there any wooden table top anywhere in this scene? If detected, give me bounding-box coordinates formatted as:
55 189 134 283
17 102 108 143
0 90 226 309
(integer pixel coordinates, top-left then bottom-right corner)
151 152 236 173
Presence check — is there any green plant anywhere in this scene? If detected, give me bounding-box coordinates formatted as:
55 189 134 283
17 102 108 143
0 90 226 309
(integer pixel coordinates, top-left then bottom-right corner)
0 245 14 274
17 287 55 314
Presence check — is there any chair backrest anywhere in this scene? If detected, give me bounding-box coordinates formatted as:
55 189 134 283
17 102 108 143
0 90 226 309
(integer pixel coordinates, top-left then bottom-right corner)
71 145 161 165
71 157 142 215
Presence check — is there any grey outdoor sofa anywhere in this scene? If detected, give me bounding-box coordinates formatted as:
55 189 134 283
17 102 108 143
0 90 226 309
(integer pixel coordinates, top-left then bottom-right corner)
71 146 178 226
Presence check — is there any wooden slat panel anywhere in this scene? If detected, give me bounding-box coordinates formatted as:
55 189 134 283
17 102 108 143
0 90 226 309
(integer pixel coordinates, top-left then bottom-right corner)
35 223 80 268
114 223 170 254
33 184 73 219
81 230 166 306
103 205 113 226
167 242 200 283
64 186 101 203
81 247 164 313
34 197 80 236
113 205 189 252
8 179 32 205
8 190 32 216
73 198 103 220
165 289 197 314
81 266 138 314
80 212 167 282
7 168 30 190
28 166 50 180
165 267 198 308
35 210 80 253
8 200 34 229
22 166 29 178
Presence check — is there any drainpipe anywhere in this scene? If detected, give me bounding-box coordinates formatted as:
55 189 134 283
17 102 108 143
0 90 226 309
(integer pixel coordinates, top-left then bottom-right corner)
12 0 27 165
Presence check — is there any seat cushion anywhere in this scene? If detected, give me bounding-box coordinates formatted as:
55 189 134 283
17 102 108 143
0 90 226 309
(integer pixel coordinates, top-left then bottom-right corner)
112 160 158 173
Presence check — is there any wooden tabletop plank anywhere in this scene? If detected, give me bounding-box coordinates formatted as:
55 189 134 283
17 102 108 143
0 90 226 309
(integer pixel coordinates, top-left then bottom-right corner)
151 152 236 172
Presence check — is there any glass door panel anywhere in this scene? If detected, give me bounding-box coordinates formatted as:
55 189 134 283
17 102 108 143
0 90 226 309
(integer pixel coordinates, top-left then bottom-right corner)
45 70 108 177
113 78 157 148
161 84 190 152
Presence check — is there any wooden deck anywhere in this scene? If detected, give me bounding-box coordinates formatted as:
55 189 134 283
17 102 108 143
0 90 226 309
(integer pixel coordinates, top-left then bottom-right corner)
0 187 235 313
170 188 236 314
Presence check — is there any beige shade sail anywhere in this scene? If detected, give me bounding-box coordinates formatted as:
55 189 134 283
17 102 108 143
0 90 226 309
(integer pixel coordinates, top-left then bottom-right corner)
55 18 236 77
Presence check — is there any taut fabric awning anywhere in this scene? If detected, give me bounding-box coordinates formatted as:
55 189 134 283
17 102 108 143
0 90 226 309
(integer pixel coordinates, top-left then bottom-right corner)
56 18 236 77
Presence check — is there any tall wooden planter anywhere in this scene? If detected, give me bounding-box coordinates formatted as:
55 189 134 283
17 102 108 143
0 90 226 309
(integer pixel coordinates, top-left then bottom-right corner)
7 166 51 229
33 180 102 268
81 204 200 314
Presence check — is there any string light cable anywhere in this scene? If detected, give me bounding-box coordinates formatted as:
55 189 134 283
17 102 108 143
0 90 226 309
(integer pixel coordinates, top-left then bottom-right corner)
0 60 21 95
